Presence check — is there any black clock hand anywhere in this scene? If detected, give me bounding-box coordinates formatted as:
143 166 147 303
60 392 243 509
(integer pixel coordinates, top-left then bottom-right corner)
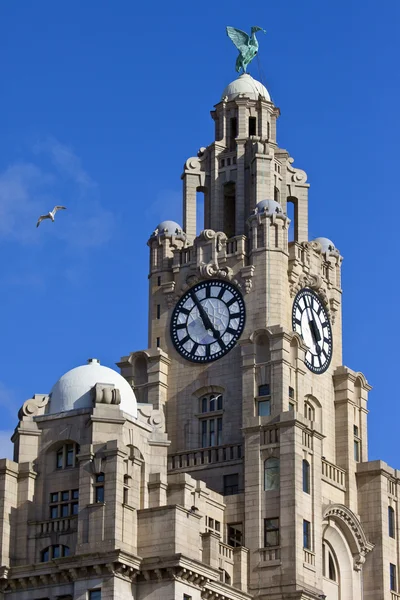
304 296 321 352
190 292 221 339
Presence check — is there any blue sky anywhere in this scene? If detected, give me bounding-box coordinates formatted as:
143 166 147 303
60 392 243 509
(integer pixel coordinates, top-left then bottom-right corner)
0 1 399 467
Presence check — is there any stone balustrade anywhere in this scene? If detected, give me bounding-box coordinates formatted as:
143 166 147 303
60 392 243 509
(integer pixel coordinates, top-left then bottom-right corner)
168 443 242 471
35 516 78 536
303 549 315 567
259 546 280 562
322 458 346 491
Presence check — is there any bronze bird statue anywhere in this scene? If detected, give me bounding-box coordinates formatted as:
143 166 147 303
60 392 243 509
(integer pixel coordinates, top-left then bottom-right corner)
226 26 266 73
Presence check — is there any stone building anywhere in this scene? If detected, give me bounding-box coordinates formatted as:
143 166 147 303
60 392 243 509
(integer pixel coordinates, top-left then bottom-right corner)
0 70 399 600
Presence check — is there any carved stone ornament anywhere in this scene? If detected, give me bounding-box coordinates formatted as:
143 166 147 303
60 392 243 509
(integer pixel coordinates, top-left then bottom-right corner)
18 394 49 420
91 384 121 406
323 504 374 571
137 404 165 432
287 156 308 184
289 272 338 324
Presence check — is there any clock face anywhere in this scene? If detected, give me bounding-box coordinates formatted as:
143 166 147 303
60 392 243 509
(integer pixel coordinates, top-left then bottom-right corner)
292 288 333 374
170 279 246 363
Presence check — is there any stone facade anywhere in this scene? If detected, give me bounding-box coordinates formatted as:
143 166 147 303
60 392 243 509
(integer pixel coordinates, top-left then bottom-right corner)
0 72 399 600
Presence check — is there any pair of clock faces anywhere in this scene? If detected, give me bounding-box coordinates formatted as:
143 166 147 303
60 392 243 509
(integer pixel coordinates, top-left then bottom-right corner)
170 279 333 374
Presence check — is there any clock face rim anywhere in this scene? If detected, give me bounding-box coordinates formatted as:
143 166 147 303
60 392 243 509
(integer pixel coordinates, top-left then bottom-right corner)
170 279 246 364
292 287 333 374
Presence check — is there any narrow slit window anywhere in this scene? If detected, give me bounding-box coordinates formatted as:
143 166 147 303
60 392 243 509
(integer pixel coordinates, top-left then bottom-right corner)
249 116 257 136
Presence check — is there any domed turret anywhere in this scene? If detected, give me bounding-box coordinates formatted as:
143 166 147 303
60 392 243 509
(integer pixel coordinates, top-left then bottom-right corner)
48 358 137 418
313 237 338 255
254 199 284 215
151 221 185 238
221 73 270 102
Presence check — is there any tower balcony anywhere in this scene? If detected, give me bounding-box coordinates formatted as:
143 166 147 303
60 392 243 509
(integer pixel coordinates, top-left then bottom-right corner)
168 443 243 473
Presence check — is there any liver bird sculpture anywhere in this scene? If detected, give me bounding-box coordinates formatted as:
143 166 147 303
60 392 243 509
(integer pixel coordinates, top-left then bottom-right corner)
226 26 266 73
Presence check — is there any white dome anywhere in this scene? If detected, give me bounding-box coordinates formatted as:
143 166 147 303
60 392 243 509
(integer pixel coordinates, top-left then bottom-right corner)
254 199 283 215
153 220 184 237
48 359 137 418
222 73 270 102
313 237 337 253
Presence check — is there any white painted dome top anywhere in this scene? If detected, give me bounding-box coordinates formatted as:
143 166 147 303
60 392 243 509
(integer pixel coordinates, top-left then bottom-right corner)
152 220 185 237
221 73 270 102
313 237 337 254
254 199 284 215
48 358 137 418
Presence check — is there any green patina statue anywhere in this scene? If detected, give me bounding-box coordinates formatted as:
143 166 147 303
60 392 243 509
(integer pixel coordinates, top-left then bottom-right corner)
226 26 266 73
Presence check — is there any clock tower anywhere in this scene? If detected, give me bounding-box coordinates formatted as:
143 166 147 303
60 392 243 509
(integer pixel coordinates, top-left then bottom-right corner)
118 68 400 600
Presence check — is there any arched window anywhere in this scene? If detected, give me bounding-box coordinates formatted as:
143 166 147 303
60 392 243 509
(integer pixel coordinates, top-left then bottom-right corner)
264 457 280 491
304 401 315 422
302 460 310 494
41 545 70 562
328 552 336 581
389 506 395 538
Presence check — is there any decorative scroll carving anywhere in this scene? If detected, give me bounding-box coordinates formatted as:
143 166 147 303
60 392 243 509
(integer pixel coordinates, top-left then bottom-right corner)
18 394 49 420
239 265 255 294
137 404 165 432
91 384 121 406
287 156 308 184
323 504 374 571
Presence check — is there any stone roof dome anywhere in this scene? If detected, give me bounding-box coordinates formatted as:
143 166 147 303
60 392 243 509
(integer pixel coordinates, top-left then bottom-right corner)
48 358 137 418
152 220 184 237
313 237 337 254
254 199 284 215
221 73 271 102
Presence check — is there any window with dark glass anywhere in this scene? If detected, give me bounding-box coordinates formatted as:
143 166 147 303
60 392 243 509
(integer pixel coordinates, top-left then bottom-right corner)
49 490 79 519
303 520 311 549
289 387 294 399
257 385 271 416
200 393 223 413
56 443 80 470
227 523 242 547
156 304 161 319
94 473 105 503
264 458 280 491
389 506 395 538
302 460 310 494
328 553 336 581
390 563 397 591
223 473 239 495
230 117 237 150
258 384 270 396
354 425 361 461
264 518 279 547
183 595 192 600
89 591 102 600
41 545 70 562
249 116 257 136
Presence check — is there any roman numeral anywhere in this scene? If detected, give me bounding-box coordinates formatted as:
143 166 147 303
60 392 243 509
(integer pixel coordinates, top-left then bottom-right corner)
295 318 301 326
180 335 190 345
226 327 237 335
323 337 330 344
218 288 225 299
190 343 199 355
205 345 211 358
176 323 186 330
180 308 190 316
205 286 211 298
229 312 241 319
218 339 226 350
322 322 328 328
226 297 237 307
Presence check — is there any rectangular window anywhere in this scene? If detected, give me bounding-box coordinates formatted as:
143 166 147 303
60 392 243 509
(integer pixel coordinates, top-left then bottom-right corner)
249 116 257 136
289 386 294 399
50 489 79 518
289 401 295 411
390 563 397 591
217 395 223 410
258 384 270 396
201 397 207 413
156 304 161 319
264 518 279 547
157 276 161 286
389 506 395 538
210 397 215 412
209 419 215 446
353 425 359 437
89 591 102 600
227 523 243 547
258 399 271 416
303 520 311 549
56 450 63 469
224 473 239 496
183 595 192 600
66 444 74 467
202 420 207 447
230 117 237 150
50 506 58 519
156 337 160 348
354 439 360 462
217 417 222 445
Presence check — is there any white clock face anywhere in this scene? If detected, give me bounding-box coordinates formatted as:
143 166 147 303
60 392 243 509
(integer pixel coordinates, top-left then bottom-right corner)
170 280 246 363
292 288 333 374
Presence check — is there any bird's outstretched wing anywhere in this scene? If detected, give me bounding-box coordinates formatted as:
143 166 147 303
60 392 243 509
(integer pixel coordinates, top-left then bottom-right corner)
226 27 250 52
36 215 49 228
52 205 66 214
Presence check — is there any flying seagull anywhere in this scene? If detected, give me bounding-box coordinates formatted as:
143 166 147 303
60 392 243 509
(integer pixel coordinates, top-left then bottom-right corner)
36 206 67 228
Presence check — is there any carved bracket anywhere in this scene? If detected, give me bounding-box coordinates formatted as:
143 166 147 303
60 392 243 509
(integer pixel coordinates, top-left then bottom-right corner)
18 395 49 420
91 384 121 406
